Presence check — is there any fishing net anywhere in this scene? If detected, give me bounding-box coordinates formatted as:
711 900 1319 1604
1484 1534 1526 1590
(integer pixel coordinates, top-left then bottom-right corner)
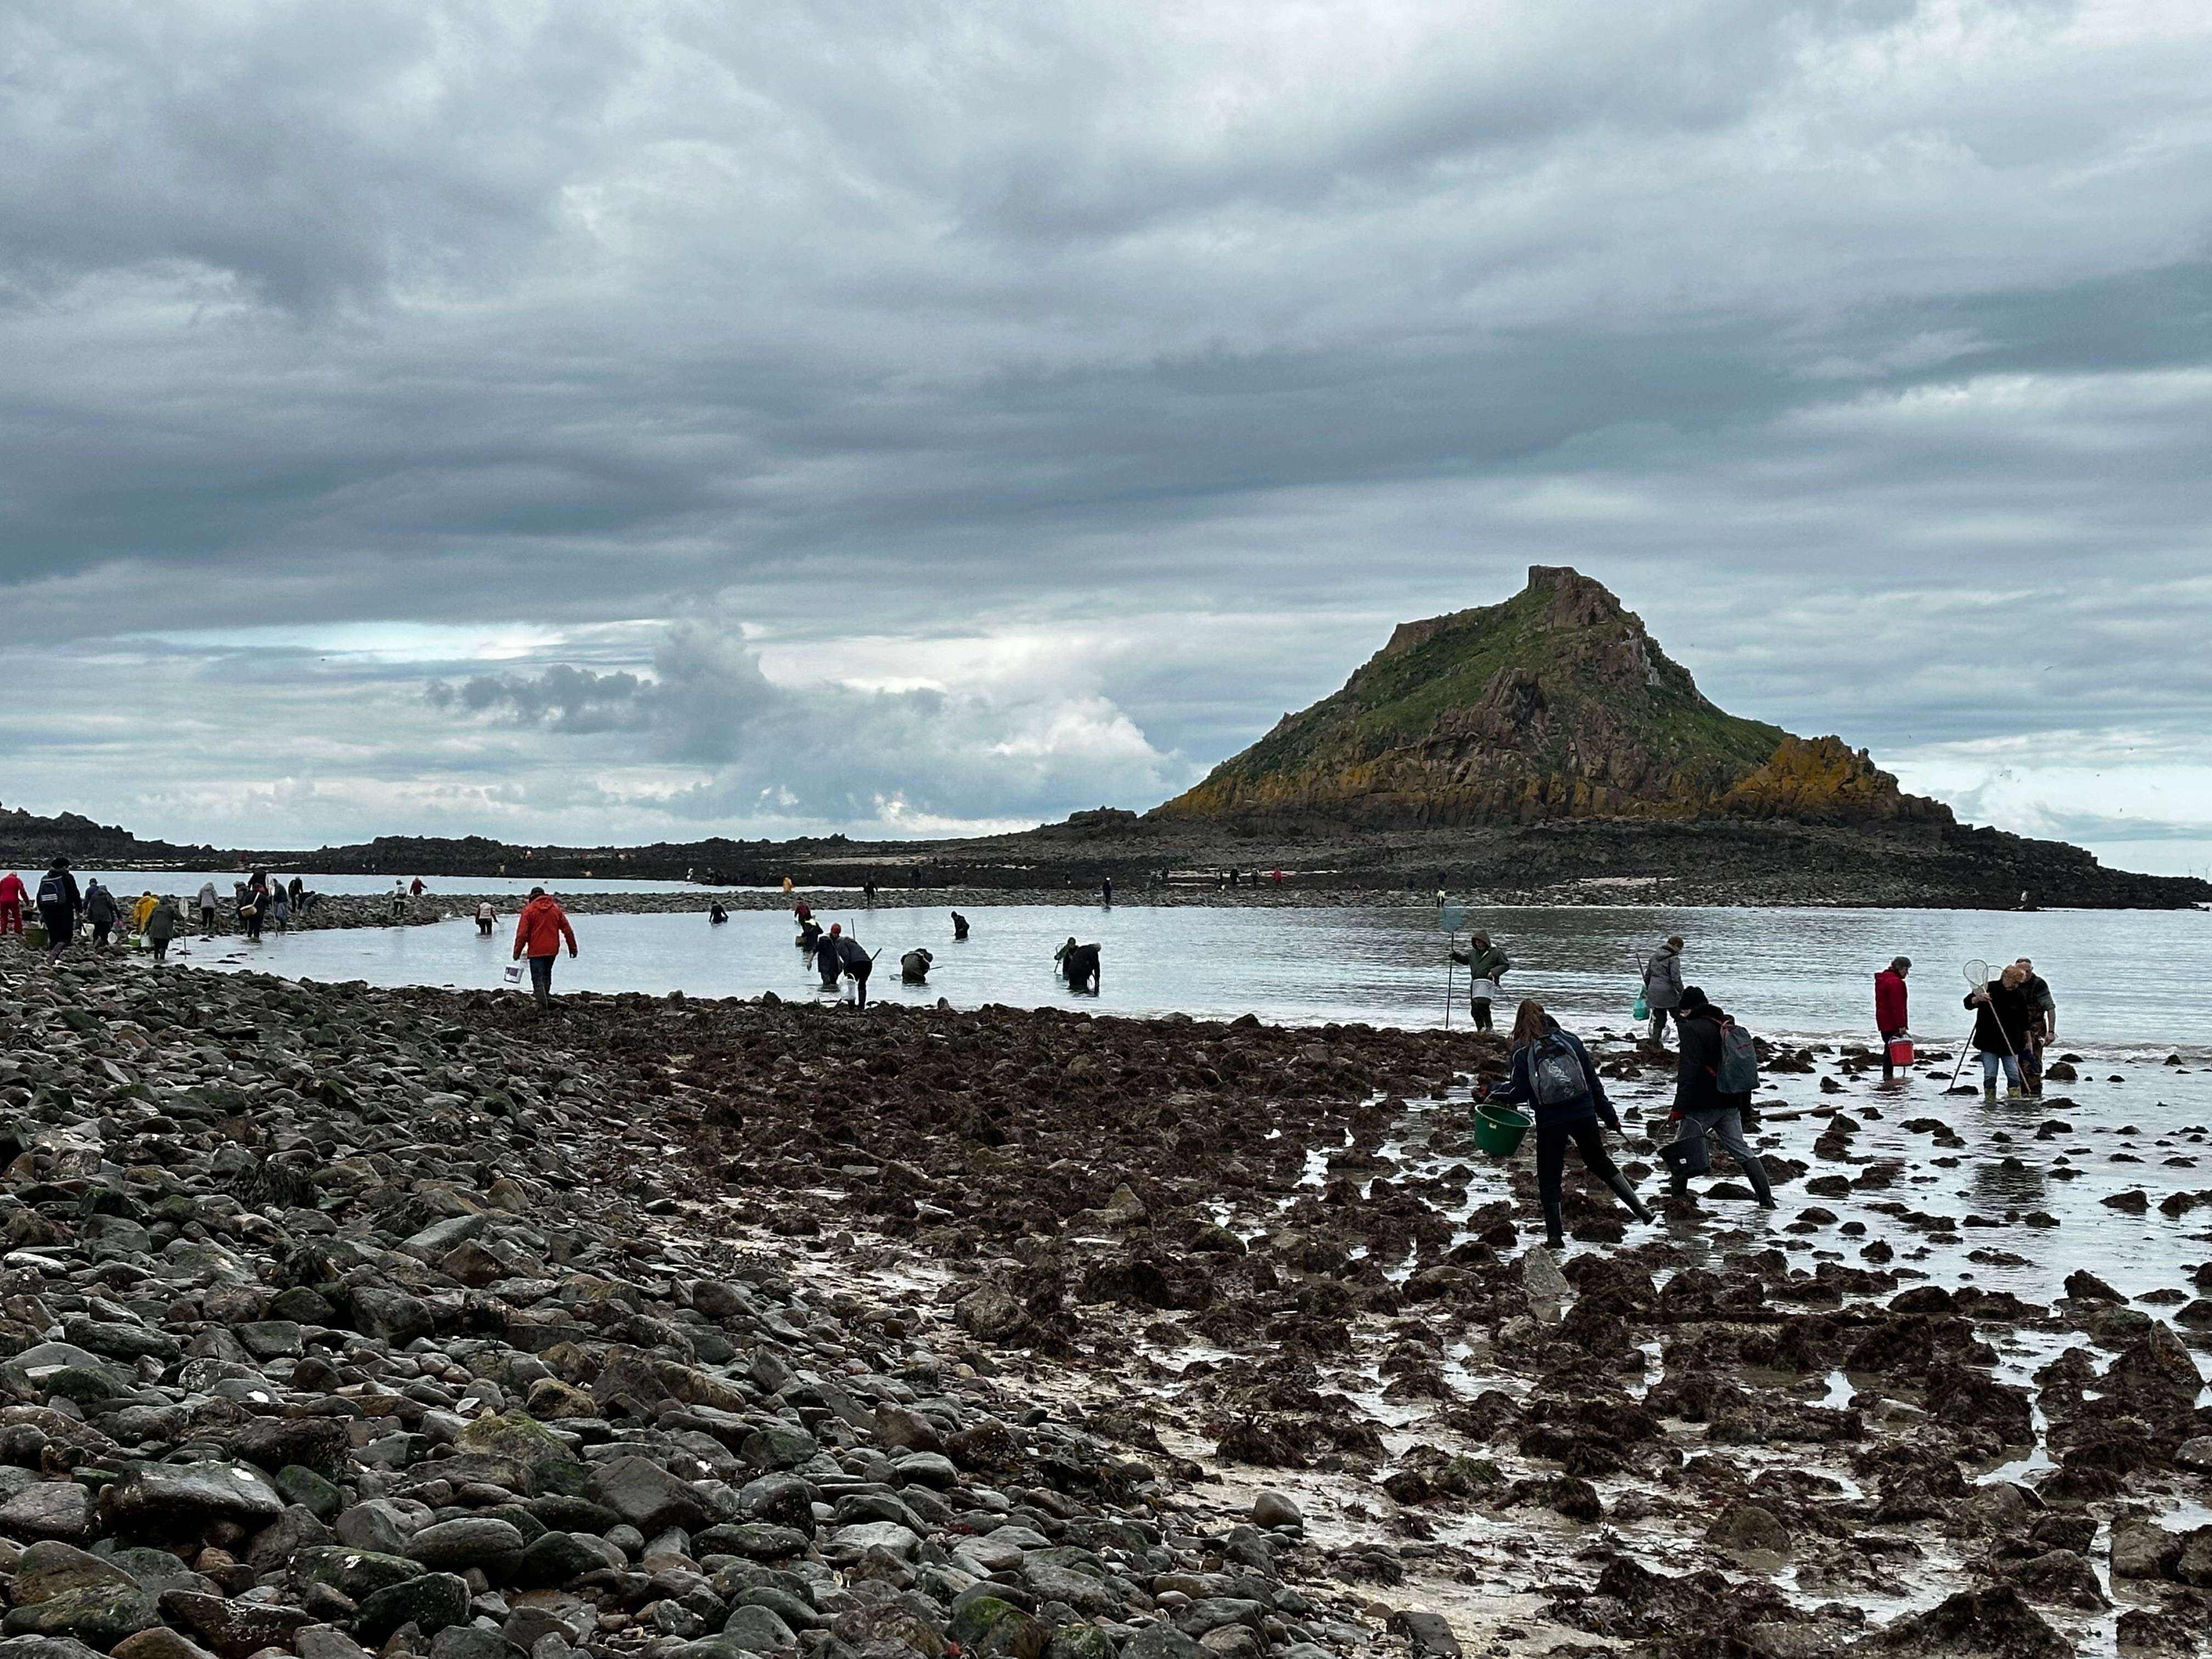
1961 958 1994 990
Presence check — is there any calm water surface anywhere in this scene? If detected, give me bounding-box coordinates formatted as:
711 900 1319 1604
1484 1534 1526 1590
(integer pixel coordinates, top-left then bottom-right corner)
179 901 2208 1051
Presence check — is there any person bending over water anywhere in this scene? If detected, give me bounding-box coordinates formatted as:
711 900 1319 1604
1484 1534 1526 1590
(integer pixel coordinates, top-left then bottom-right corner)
951 911 969 941
1480 998 1651 1249
1057 940 1101 993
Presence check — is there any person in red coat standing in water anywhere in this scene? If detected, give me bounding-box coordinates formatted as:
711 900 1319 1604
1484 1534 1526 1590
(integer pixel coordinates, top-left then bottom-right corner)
1875 957 1911 1080
0 871 22 935
512 887 579 1013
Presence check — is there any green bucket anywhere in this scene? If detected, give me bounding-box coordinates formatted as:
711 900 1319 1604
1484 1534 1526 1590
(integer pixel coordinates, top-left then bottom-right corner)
23 923 46 949
1473 1102 1531 1158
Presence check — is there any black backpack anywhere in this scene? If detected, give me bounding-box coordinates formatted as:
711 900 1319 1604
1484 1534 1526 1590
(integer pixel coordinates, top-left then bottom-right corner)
36 872 67 910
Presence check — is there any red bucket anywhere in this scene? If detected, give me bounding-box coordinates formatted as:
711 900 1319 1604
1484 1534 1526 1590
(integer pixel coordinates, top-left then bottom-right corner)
1887 1036 1915 1069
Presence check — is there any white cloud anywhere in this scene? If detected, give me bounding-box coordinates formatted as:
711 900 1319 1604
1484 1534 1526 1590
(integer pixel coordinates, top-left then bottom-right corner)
0 2 2209 851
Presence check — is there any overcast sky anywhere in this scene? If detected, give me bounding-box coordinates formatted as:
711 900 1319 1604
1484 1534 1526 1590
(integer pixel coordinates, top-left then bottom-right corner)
5 1 2211 871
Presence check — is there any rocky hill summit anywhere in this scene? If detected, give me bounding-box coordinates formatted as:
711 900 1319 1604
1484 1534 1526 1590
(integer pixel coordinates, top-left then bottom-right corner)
1156 567 1949 829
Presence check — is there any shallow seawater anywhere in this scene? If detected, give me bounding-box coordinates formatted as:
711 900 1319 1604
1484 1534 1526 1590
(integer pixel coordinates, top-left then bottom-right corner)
180 899 2210 1049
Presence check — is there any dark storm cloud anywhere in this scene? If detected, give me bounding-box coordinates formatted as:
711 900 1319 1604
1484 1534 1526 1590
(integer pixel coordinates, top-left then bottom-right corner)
3 1 2211 851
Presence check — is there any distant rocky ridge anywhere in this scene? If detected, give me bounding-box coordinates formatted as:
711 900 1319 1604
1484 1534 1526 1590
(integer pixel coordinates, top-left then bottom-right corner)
1157 566 1949 828
0 804 217 869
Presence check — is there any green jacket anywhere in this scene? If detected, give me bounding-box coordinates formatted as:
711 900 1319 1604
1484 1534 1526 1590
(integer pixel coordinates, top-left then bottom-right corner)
145 900 182 943
1453 944 1511 985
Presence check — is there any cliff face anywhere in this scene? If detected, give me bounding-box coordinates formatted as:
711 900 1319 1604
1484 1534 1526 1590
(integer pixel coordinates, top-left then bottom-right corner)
1155 566 1952 828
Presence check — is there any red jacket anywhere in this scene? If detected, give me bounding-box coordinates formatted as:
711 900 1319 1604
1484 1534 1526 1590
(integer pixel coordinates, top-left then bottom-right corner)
0 874 22 905
512 895 578 960
1874 968 1908 1033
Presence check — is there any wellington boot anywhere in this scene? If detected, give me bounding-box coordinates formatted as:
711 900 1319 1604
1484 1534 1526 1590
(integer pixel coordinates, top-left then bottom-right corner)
1982 1084 1997 1103
1745 1156 1776 1210
1605 1172 1655 1224
2007 1087 2024 1100
1542 1199 1565 1250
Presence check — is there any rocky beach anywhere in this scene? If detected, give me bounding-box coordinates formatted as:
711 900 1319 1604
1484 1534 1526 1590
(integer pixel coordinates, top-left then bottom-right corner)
0 943 2205 1659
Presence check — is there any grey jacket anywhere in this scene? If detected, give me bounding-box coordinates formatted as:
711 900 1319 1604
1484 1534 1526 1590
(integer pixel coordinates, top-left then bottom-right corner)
1643 946 1683 1010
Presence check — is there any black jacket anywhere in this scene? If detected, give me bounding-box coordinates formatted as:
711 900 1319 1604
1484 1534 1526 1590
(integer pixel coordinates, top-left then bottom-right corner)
37 868 81 917
1967 983 2032 1054
1485 1024 1615 1130
1674 1006 1750 1115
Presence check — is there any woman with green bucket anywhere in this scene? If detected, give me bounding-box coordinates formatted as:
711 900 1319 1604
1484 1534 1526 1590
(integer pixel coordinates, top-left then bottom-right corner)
1478 998 1654 1249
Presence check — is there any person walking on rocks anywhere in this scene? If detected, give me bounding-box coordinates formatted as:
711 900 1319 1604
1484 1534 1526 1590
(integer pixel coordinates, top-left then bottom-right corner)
145 894 182 963
512 887 578 1012
1452 930 1511 1031
2013 956 2055 1098
1642 936 1685 1045
390 878 407 920
196 880 218 935
35 856 80 961
84 881 119 950
1875 956 1911 1080
815 924 845 991
1966 964 2032 1099
1667 986 1774 1207
0 870 23 936
1480 998 1651 1248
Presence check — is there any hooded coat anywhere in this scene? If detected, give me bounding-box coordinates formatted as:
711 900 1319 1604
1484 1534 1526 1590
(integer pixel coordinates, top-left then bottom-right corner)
512 895 577 960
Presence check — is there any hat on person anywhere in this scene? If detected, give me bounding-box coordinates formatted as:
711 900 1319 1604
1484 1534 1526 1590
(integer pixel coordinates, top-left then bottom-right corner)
528 886 545 898
1679 985 1709 1014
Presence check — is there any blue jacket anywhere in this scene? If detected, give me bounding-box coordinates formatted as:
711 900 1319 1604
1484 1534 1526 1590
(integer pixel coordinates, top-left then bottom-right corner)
1486 1027 1617 1130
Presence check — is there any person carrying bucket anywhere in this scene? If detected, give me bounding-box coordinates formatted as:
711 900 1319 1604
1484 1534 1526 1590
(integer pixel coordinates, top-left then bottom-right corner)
1477 998 1652 1249
1875 957 1911 1079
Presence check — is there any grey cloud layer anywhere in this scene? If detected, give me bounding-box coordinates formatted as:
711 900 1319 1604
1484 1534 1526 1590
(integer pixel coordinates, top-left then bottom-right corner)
2 2 2210 850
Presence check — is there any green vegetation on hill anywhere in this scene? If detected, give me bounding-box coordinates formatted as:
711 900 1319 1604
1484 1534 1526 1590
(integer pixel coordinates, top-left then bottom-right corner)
1159 565 1922 826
